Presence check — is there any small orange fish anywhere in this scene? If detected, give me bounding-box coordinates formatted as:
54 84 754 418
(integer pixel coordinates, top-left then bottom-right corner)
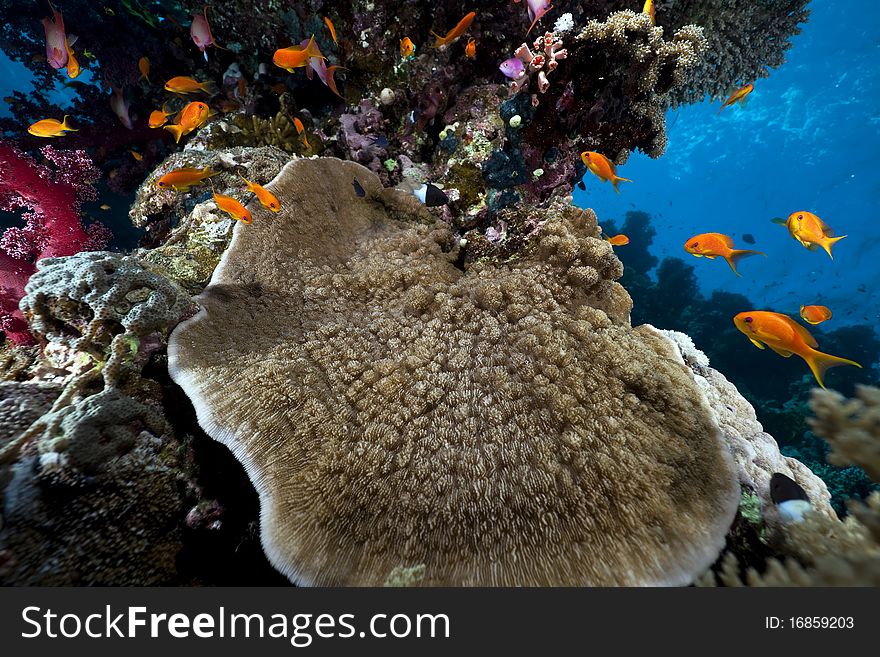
684 232 765 276
28 115 77 137
292 116 311 148
148 104 175 128
718 83 753 114
324 16 338 46
138 56 150 82
273 35 325 73
580 151 632 193
773 211 846 260
156 166 217 191
800 305 832 325
733 311 860 388
213 191 252 224
643 0 656 26
465 38 476 58
240 175 280 212
164 76 217 95
129 150 143 161
163 101 211 143
606 234 630 247
400 37 416 60
431 11 476 48
63 34 80 78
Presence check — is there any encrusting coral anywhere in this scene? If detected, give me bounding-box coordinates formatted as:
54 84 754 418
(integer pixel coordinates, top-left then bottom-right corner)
169 157 740 587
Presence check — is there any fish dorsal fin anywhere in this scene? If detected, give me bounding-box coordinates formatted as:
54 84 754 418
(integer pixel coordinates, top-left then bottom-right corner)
769 345 794 358
749 337 765 350
714 233 734 248
781 315 818 348
770 217 788 226
817 218 834 236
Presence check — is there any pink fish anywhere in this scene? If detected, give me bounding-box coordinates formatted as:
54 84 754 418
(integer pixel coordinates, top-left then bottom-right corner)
299 37 344 99
110 87 133 130
499 57 525 79
190 6 218 61
41 1 68 70
525 0 553 35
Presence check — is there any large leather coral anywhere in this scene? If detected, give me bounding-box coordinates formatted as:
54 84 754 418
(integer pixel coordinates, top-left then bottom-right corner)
169 157 739 586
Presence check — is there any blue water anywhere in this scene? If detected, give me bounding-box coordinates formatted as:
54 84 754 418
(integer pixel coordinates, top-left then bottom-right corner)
574 0 880 327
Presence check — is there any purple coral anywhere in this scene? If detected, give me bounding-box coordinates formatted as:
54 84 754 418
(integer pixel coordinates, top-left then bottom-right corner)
0 142 109 344
507 32 568 99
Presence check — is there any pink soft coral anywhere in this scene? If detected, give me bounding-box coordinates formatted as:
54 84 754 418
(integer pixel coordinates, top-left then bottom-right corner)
0 141 108 344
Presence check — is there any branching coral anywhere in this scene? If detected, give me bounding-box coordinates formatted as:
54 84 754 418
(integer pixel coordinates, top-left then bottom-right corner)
0 142 109 345
809 386 880 481
169 157 740 586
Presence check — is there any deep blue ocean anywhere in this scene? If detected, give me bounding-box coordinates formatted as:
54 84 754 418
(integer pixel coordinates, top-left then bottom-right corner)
574 0 879 330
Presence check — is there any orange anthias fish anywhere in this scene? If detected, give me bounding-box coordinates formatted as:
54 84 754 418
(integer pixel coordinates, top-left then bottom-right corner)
164 101 211 143
164 76 217 95
129 150 143 161
139 56 150 82
465 38 476 58
156 166 217 191
324 16 338 45
733 311 861 388
241 176 280 212
772 211 846 259
684 232 765 276
293 116 311 148
41 1 68 70
800 305 832 325
400 37 416 60
63 33 80 78
431 11 476 47
580 151 632 193
273 35 325 72
213 191 252 224
643 0 656 26
606 234 630 247
149 104 175 128
718 83 754 114
28 115 77 137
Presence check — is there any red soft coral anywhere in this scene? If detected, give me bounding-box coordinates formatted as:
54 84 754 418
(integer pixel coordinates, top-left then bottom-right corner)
0 141 109 344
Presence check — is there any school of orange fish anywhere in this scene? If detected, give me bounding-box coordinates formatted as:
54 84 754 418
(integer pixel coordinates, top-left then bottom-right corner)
24 1 859 388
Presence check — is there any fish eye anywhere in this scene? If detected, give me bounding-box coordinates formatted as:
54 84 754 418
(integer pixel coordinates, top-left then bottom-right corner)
797 214 803 220
158 181 165 186
744 316 753 323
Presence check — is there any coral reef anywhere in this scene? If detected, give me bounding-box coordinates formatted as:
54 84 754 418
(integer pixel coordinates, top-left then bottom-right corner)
169 157 740 586
0 142 109 344
809 386 880 481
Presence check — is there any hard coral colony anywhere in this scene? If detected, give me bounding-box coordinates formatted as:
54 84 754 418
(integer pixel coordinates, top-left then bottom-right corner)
0 0 875 591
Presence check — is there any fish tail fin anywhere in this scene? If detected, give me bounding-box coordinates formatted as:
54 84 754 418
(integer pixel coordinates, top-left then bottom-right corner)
611 176 632 194
304 35 325 59
202 166 218 178
163 123 184 143
821 235 847 259
203 50 209 62
325 65 346 98
198 80 219 96
803 348 861 389
431 32 446 48
60 115 77 132
725 249 764 276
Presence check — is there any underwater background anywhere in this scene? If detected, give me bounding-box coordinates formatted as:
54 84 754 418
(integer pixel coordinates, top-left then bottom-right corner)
0 0 878 585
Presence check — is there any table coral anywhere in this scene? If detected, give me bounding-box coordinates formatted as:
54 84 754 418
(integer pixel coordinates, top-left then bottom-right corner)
169 157 740 586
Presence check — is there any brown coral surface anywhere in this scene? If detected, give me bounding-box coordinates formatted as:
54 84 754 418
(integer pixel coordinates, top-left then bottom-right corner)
168 157 739 586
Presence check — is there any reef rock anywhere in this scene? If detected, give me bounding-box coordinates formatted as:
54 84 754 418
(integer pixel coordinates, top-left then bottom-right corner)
169 157 740 586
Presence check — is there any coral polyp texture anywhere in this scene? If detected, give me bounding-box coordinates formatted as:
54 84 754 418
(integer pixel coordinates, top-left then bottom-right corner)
169 157 740 586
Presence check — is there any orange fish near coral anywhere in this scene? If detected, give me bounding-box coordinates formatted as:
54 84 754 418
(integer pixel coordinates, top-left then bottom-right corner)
213 191 252 224
772 211 846 260
800 305 832 325
465 38 476 58
139 56 150 82
293 116 311 148
163 100 211 143
400 37 416 60
606 234 630 247
129 150 143 162
240 175 280 213
164 76 217 95
733 311 860 388
28 115 77 137
718 83 753 114
580 151 632 193
431 11 476 48
272 36 325 72
63 34 80 78
149 104 175 128
643 0 656 26
324 17 338 46
156 166 217 191
684 232 765 277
